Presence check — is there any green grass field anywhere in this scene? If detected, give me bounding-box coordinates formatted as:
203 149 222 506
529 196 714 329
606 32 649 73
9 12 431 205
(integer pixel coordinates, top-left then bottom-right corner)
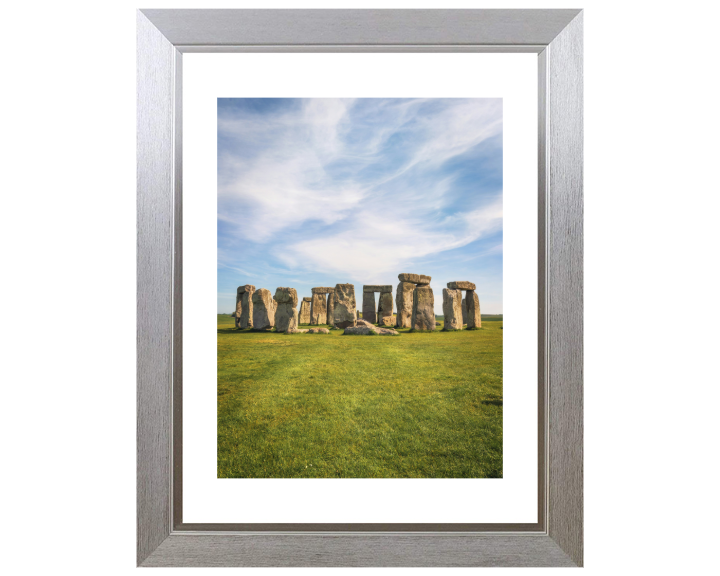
217 314 503 478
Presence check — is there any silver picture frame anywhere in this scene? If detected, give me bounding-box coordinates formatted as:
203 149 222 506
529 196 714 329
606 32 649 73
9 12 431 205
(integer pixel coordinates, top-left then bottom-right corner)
137 9 583 567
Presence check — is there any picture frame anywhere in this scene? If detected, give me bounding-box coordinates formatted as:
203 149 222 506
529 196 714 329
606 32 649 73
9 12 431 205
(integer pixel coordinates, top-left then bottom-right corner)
137 9 583 567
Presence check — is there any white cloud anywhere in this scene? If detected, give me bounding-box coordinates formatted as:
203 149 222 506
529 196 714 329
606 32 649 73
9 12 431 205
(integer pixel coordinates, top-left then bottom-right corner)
218 98 503 279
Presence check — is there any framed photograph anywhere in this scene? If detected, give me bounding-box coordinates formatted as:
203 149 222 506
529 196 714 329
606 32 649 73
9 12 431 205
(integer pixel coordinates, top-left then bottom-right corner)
137 9 583 567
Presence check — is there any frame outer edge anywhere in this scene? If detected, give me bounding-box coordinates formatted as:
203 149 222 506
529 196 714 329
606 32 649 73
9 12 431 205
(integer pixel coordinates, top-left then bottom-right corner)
546 11 584 567
137 8 584 568
137 10 176 565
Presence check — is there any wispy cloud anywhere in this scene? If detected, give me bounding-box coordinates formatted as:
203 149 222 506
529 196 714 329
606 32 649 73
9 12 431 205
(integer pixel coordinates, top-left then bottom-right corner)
217 98 503 313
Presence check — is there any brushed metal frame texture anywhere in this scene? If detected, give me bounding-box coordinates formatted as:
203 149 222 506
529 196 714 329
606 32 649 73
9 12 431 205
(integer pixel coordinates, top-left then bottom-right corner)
137 8 583 567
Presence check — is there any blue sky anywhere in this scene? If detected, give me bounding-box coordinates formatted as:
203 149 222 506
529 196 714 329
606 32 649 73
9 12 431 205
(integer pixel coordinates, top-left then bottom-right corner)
217 98 502 314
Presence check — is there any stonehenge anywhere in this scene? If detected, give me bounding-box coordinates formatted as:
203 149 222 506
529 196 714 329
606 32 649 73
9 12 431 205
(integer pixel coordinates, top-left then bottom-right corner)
398 273 434 330
362 291 377 324
447 282 481 329
273 287 298 333
398 273 431 285
310 287 334 325
395 282 415 328
377 292 394 326
362 285 393 325
251 288 275 330
442 288 463 330
299 297 311 324
232 277 482 334
411 284 436 330
236 284 255 329
332 283 357 328
466 290 482 329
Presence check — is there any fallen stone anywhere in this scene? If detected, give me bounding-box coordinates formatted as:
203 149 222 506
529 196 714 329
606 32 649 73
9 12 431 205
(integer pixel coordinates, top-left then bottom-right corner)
286 328 309 334
375 327 400 335
442 288 463 330
343 326 377 335
411 285 435 331
363 285 392 293
332 283 357 328
379 316 395 327
251 288 275 330
308 328 330 334
362 291 377 324
466 290 482 329
395 282 414 328
356 318 374 327
310 292 327 325
398 273 431 285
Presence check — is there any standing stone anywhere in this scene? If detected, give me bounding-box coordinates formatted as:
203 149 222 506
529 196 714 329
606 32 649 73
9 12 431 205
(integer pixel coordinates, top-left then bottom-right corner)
442 288 463 330
273 287 298 333
237 285 256 329
377 292 394 326
466 290 482 329
332 283 357 328
298 297 311 324
235 289 242 328
462 298 467 325
326 291 335 324
251 288 275 330
310 292 327 325
395 282 415 328
362 291 377 324
411 285 435 331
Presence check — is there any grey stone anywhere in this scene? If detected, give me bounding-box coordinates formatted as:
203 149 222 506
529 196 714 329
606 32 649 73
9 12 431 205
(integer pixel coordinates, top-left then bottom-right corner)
251 288 275 330
274 287 298 306
442 288 463 330
395 282 415 328
447 281 476 291
311 287 335 294
363 285 392 293
375 327 400 335
326 290 335 324
298 298 311 324
344 325 375 335
332 283 357 328
466 290 482 329
239 286 256 329
310 292 327 325
308 328 330 334
356 318 374 328
411 285 435 331
462 298 467 325
273 287 298 333
286 327 309 334
377 292 394 325
398 273 431 285
362 291 377 324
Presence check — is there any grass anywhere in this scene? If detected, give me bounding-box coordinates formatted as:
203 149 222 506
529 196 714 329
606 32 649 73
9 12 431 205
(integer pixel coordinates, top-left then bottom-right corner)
217 314 503 478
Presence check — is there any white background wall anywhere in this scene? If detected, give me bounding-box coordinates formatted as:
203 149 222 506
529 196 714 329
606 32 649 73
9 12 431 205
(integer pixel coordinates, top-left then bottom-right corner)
1 1 718 574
